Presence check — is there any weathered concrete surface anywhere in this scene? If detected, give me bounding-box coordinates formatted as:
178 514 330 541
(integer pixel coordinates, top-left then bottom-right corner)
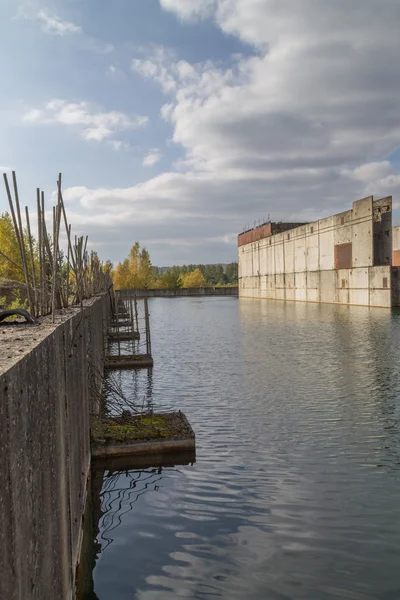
118 287 238 298
239 196 394 308
0 293 110 600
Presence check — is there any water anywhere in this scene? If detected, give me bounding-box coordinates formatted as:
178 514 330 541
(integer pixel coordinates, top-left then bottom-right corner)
84 298 400 600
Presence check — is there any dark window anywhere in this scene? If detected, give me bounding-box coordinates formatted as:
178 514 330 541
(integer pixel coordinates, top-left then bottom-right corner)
342 279 346 289
335 243 352 269
341 216 345 225
310 226 314 234
383 277 388 289
287 234 290 240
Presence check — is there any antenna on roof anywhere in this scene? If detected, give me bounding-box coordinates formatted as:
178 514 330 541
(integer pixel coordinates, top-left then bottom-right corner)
268 213 271 221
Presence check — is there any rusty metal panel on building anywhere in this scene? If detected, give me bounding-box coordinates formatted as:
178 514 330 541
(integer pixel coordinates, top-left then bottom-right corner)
238 223 272 247
334 243 352 269
393 250 400 267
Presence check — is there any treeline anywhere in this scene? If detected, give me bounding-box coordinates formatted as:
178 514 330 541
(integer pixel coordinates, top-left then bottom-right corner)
112 242 238 290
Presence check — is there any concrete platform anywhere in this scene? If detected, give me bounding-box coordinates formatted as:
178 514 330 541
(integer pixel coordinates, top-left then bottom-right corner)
91 412 195 459
104 354 153 369
108 331 140 341
110 319 132 327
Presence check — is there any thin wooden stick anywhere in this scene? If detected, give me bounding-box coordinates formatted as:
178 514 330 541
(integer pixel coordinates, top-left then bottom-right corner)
37 189 44 315
42 191 52 314
12 172 34 315
25 206 38 316
66 224 71 307
3 173 33 313
51 175 62 322
144 297 151 357
0 249 25 274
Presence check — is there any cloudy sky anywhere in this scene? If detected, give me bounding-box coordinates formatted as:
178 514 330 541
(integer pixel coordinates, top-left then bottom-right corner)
1 0 400 266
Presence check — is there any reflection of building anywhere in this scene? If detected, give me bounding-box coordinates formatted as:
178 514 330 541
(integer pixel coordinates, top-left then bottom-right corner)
238 195 400 308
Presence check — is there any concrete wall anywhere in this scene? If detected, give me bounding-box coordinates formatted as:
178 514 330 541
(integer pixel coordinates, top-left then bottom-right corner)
117 287 238 298
0 293 110 600
392 226 400 266
239 197 393 308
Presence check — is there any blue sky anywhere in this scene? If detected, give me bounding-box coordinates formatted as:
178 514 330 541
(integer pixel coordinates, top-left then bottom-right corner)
1 0 400 266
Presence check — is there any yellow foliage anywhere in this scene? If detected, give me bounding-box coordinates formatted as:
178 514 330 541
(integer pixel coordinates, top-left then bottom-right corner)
112 242 155 290
179 268 207 288
0 213 24 281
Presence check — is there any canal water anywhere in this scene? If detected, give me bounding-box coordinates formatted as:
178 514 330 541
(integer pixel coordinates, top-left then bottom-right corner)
84 297 400 600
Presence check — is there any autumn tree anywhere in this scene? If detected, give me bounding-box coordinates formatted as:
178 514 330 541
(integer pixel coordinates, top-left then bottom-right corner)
113 259 133 289
179 268 207 288
0 212 25 281
112 242 155 289
153 266 182 289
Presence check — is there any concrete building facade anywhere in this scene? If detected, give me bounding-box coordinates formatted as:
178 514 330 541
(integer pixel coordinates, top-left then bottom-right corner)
238 196 398 308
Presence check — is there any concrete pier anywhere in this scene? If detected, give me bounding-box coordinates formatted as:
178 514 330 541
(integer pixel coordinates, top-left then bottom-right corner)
0 294 110 600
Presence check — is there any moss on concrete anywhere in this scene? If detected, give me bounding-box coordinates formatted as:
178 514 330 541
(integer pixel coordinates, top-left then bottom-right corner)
91 412 193 445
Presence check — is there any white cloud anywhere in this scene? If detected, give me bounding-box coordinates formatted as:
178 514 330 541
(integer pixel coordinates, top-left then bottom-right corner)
17 6 81 36
17 5 113 52
131 46 178 93
23 99 148 142
36 9 81 35
108 140 131 152
63 1 400 263
143 150 163 167
160 0 216 21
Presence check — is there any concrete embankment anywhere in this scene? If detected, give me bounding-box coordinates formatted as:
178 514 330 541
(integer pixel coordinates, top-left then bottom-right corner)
0 293 110 600
118 286 238 298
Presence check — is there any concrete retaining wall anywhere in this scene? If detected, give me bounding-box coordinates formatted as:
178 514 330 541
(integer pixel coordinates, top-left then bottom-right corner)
118 287 238 298
0 293 110 600
239 196 394 308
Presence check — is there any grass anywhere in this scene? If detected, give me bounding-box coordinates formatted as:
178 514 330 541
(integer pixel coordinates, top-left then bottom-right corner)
91 414 175 443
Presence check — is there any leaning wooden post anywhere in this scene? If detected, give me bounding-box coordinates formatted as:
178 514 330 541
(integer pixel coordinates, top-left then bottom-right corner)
66 224 71 307
144 297 151 357
25 206 38 317
12 172 34 313
3 172 34 314
115 291 121 356
51 174 62 322
37 189 44 315
134 293 139 333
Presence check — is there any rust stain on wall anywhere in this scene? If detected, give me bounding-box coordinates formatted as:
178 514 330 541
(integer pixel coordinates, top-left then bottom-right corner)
392 250 400 267
335 243 352 269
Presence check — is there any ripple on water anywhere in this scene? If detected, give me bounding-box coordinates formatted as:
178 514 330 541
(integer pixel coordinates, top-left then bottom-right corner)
86 298 400 600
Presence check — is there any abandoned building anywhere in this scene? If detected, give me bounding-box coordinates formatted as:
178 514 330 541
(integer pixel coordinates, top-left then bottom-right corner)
238 195 400 308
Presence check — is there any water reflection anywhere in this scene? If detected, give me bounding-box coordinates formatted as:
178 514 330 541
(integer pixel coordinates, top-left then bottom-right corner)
83 298 400 600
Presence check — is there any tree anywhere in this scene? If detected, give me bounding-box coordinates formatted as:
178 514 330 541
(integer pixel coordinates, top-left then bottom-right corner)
113 259 133 289
112 242 155 289
225 262 238 284
0 212 25 282
138 247 154 288
180 268 207 288
153 266 182 289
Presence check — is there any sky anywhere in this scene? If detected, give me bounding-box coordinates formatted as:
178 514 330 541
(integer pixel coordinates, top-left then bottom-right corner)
1 0 400 266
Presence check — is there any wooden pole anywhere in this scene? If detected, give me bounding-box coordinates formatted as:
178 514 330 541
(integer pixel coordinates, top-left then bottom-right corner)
3 173 33 314
0 249 25 274
37 189 43 315
115 291 121 356
134 293 139 333
144 297 151 357
25 206 38 316
66 224 71 307
12 172 34 315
